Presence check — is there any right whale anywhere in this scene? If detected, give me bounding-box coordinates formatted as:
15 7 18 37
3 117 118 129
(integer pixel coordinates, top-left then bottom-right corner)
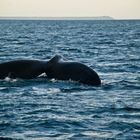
45 55 101 86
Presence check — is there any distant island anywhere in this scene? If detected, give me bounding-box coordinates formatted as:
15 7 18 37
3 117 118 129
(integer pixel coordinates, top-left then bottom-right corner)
0 16 114 20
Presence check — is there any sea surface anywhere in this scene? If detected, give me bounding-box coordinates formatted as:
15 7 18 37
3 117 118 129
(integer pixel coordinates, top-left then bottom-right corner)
0 20 140 140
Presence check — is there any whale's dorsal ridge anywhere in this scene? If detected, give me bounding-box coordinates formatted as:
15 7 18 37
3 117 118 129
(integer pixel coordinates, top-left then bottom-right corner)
48 55 62 64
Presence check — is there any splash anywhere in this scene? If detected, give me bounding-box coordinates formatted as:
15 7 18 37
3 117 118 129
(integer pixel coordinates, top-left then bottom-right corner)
4 77 17 83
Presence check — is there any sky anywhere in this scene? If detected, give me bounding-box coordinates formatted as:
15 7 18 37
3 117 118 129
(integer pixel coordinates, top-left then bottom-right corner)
0 0 140 19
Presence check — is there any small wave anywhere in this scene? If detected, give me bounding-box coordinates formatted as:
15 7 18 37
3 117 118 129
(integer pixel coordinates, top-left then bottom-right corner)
106 121 140 132
32 87 61 94
81 130 113 139
47 88 61 94
102 79 140 90
0 87 12 92
15 42 27 45
35 38 45 42
62 86 98 94
110 105 140 113
0 121 11 128
48 78 81 87
136 76 140 81
0 137 14 140
0 87 8 91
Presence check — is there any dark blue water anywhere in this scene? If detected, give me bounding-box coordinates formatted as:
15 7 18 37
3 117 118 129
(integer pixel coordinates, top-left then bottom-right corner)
0 20 140 140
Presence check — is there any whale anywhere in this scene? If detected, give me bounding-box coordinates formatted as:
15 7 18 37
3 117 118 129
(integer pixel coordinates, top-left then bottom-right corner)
0 56 101 86
0 60 46 79
45 55 101 86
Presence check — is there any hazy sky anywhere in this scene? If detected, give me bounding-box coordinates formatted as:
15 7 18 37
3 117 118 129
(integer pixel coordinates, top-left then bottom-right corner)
0 0 140 19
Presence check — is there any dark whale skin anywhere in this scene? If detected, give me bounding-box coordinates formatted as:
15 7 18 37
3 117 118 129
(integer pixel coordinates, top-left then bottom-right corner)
0 60 45 79
45 55 101 86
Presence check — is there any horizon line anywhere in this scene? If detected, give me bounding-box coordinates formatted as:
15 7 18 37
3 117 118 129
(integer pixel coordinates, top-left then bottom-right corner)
0 16 139 20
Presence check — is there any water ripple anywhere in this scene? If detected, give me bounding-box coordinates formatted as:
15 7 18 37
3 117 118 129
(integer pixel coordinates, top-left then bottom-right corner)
0 20 140 139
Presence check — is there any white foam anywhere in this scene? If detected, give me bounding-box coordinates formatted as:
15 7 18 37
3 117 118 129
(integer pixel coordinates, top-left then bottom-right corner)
38 72 47 77
82 131 113 138
4 77 17 82
32 87 61 94
47 88 61 94
50 78 57 82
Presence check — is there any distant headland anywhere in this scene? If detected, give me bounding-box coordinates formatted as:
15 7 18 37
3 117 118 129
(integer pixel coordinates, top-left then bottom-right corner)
0 16 114 20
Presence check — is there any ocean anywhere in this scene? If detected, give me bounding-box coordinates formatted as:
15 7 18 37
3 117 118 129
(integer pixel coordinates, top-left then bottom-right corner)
0 20 140 140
